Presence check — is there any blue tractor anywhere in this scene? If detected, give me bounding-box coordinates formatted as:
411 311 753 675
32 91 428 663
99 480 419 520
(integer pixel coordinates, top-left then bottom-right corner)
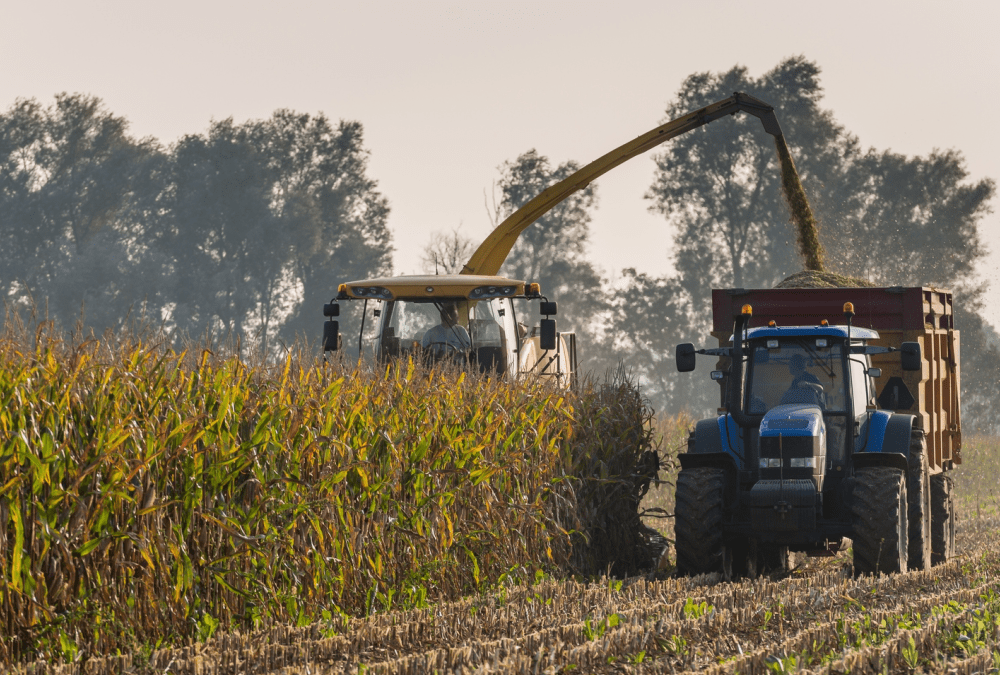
674 302 929 577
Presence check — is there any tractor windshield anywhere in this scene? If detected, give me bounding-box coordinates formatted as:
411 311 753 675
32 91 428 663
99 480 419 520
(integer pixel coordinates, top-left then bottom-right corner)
747 340 845 413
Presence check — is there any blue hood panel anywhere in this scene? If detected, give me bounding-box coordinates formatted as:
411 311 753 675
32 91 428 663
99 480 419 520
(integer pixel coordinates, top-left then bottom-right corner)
760 404 825 438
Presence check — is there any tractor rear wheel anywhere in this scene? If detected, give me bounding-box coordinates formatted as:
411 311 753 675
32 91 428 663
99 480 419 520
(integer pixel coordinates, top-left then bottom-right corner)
851 466 908 576
675 468 725 576
907 430 932 570
930 473 956 565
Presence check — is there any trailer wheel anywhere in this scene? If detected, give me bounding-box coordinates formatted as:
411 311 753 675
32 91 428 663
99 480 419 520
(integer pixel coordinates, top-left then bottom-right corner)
851 466 908 576
675 468 725 576
907 430 932 570
930 473 956 565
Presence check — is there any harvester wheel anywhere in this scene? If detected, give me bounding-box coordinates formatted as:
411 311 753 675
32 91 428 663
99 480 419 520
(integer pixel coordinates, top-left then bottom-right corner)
675 468 725 576
851 466 908 576
907 430 932 570
930 473 956 565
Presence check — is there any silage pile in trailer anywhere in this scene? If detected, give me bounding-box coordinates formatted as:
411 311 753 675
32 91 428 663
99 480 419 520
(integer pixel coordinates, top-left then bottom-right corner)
0 324 660 663
774 269 877 289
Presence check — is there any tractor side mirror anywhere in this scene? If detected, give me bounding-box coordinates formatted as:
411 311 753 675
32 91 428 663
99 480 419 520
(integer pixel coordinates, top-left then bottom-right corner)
323 320 340 351
540 319 557 350
540 301 557 316
676 343 696 372
900 342 921 371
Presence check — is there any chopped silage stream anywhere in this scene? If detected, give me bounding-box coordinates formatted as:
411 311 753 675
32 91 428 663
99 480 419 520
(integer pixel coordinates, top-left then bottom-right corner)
23 516 1000 675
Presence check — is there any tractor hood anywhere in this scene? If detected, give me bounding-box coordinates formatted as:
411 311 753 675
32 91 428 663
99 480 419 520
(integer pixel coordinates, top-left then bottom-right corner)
760 404 825 438
758 403 827 491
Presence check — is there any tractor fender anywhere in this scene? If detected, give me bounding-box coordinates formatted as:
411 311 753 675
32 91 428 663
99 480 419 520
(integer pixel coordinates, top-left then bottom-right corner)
853 413 914 473
882 414 917 454
692 418 723 453
677 451 739 506
856 412 914 455
688 415 746 469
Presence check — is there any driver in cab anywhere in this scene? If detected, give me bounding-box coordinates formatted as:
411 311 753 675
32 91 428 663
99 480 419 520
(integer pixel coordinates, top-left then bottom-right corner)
422 303 471 355
782 352 825 407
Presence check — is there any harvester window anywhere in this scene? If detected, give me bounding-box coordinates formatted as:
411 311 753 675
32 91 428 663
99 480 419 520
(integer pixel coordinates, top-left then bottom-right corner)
381 300 471 357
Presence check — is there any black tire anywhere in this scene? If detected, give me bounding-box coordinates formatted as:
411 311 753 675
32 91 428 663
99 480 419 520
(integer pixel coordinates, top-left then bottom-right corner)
675 468 726 576
930 473 956 565
907 430 932 570
851 466 908 576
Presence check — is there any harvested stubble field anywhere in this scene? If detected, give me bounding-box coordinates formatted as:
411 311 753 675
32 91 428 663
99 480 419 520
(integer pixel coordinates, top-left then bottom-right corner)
22 511 1000 674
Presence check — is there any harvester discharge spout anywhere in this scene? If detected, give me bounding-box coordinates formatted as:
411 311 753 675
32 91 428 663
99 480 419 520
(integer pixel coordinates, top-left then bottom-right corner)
460 91 790 278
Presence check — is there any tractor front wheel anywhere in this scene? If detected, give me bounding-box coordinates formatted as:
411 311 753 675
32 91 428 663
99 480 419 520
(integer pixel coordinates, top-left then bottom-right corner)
675 468 726 576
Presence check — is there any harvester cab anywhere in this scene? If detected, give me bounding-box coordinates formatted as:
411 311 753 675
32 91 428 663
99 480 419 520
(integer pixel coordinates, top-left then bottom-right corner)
322 274 575 386
673 298 956 578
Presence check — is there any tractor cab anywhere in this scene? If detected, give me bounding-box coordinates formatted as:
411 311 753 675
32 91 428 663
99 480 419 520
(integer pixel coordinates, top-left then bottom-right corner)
322 274 576 386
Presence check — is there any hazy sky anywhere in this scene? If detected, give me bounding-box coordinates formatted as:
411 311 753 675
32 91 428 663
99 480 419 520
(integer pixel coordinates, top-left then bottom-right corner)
5 0 998 326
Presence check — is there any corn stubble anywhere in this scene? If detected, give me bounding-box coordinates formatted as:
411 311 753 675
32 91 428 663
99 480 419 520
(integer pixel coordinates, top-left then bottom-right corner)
0 321 662 665
21 511 1000 674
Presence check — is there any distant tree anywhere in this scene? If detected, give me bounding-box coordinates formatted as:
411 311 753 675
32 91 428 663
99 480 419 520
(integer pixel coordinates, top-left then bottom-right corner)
0 94 165 330
160 111 392 351
489 150 615 375
638 56 997 425
605 270 702 407
646 57 842 302
262 112 392 349
421 228 475 274
161 119 283 341
953 289 1000 435
820 148 994 287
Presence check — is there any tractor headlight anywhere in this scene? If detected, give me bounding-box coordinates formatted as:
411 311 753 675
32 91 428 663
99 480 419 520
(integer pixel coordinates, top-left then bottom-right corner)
790 457 815 468
759 458 782 468
766 339 779 349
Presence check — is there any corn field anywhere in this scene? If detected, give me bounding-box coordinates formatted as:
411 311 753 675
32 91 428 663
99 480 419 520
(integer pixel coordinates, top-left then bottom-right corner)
0 322 662 665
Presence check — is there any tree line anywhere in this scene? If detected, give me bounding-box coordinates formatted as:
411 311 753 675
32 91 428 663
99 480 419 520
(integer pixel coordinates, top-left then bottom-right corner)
426 57 999 432
0 95 391 352
3 57 998 430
